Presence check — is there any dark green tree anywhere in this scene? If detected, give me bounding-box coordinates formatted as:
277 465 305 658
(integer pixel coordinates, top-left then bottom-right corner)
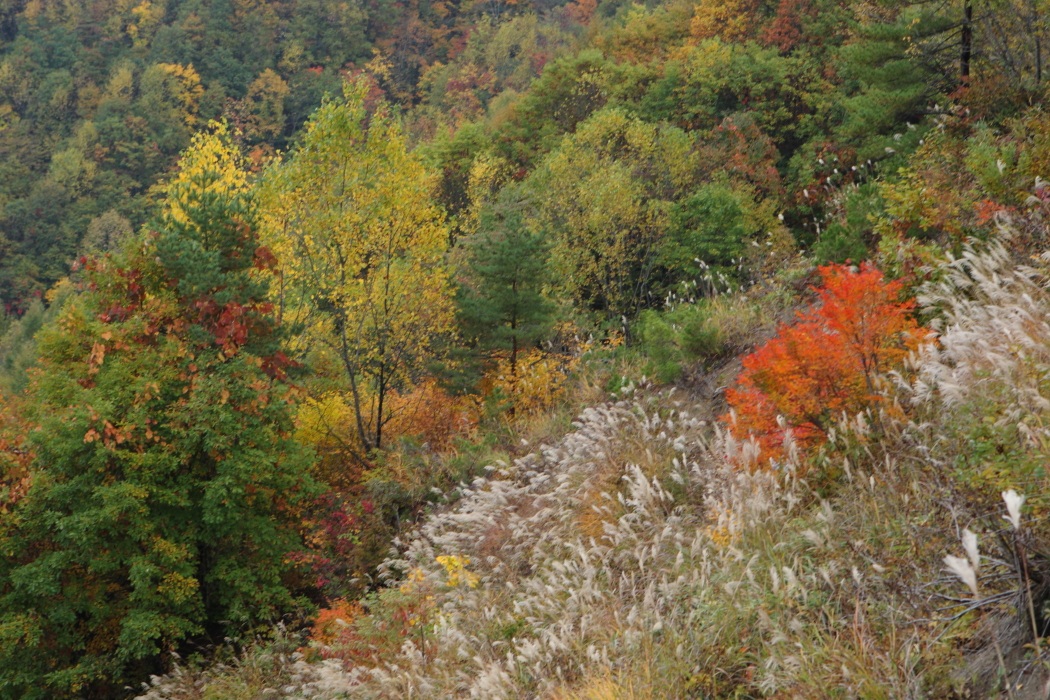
457 208 555 386
835 7 953 158
490 49 614 169
0 131 317 698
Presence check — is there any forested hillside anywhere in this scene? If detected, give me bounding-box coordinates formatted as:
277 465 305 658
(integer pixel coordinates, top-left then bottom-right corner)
2 0 1050 695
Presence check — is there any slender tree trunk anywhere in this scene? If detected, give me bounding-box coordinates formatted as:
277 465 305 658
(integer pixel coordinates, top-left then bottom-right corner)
336 314 370 454
1035 0 1043 85
375 362 385 450
510 278 519 378
510 328 518 380
509 310 518 418
961 0 973 84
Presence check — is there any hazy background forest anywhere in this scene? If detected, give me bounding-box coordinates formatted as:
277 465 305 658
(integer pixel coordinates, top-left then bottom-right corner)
2 0 1050 695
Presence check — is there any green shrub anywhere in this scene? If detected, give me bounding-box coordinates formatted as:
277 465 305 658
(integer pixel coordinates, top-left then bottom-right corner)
632 303 726 384
679 308 723 359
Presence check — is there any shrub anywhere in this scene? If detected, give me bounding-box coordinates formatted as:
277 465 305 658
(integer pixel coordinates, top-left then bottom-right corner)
634 309 684 383
724 262 931 462
679 308 723 359
632 301 727 384
482 347 576 417
383 378 478 452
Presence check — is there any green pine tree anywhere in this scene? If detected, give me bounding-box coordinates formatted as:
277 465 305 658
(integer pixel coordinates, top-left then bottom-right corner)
836 5 954 158
457 208 556 389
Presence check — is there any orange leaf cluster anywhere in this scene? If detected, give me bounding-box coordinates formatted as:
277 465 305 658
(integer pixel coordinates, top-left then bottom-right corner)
308 599 363 646
383 378 477 452
725 263 932 462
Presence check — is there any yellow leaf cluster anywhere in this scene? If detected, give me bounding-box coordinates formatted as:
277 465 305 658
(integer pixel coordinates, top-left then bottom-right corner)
436 555 480 588
485 348 576 417
157 572 199 604
127 0 166 47
690 0 759 43
161 122 248 226
399 566 428 594
295 392 362 452
155 63 204 126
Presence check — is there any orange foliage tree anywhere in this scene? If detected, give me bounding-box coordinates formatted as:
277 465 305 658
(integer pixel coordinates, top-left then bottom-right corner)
725 263 932 460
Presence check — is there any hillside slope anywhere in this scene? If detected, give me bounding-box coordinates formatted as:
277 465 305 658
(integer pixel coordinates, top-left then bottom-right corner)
139 223 1050 697
3 0 1050 693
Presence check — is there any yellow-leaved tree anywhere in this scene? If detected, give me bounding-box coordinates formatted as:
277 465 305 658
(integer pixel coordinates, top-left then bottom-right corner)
161 120 250 225
259 80 454 458
525 108 699 322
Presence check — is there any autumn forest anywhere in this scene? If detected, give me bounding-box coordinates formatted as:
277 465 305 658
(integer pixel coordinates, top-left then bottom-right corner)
2 0 1050 695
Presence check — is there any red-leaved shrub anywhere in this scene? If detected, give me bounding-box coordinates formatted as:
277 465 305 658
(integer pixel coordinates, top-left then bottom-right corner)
725 263 932 462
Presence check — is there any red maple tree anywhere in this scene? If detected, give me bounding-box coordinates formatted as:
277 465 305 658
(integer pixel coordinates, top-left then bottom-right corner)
725 263 932 461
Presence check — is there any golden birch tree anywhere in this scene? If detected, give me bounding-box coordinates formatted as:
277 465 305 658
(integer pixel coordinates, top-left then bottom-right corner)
259 80 454 457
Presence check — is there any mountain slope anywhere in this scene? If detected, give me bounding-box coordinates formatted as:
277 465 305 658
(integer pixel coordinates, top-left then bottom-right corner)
139 222 1050 697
